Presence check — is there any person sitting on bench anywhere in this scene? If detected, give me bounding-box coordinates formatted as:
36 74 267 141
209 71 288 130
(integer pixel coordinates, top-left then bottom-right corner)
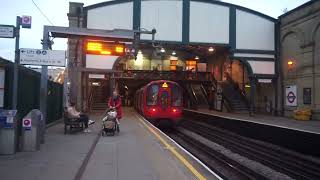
67 102 95 133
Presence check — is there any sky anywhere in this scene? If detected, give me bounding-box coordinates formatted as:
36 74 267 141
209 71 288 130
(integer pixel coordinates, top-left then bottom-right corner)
0 0 310 61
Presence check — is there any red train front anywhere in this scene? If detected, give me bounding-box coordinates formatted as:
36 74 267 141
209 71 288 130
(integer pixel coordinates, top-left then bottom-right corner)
134 80 183 125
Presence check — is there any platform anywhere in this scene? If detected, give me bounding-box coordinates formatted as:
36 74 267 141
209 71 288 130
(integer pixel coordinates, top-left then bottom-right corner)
186 109 320 134
0 108 218 180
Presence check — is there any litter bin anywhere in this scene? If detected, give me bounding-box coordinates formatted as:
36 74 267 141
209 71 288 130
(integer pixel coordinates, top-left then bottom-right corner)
0 110 18 155
21 109 43 151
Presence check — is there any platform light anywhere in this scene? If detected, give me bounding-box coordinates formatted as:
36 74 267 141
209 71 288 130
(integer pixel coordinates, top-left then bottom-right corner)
195 56 199 60
92 82 100 86
160 47 165 53
288 60 293 65
172 51 176 56
208 47 215 52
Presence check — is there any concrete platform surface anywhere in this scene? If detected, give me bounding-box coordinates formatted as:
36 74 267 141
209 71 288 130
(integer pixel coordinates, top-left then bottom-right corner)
0 108 217 180
189 109 320 134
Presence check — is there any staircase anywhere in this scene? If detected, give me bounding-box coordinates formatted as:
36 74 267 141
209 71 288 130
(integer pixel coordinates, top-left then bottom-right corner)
219 81 249 113
89 85 109 112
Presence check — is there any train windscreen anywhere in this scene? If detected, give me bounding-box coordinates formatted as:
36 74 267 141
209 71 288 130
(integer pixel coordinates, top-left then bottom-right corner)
171 84 182 106
147 84 159 105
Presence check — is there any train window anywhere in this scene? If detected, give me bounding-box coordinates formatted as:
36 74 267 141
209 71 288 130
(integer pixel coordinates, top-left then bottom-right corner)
147 84 159 106
171 84 182 106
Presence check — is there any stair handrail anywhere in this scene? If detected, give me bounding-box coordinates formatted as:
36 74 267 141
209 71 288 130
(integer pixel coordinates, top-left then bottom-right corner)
226 78 250 109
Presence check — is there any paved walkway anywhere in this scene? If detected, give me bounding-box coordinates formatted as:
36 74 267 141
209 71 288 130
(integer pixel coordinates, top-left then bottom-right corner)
188 109 320 134
0 112 102 180
0 108 217 180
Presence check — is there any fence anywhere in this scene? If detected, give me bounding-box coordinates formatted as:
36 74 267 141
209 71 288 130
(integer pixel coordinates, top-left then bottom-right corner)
1 58 63 125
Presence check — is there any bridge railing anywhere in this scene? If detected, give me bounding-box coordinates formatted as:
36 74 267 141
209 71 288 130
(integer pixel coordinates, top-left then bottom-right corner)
115 70 213 82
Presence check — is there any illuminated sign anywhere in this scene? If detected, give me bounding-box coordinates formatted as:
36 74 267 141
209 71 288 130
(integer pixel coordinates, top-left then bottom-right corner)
86 41 125 56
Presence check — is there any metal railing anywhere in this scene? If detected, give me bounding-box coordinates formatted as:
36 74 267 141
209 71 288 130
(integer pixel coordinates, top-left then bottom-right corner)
116 70 213 82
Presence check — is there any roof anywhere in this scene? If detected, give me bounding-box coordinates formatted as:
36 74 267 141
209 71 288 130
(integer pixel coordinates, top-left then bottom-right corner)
278 0 317 18
84 0 277 22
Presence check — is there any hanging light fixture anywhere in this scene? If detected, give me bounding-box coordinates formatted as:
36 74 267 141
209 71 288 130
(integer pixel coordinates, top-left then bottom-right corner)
195 56 199 60
208 47 215 52
160 47 165 53
172 51 176 56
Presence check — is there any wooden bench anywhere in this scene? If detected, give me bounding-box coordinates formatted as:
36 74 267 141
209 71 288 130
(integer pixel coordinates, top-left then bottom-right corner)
63 110 84 134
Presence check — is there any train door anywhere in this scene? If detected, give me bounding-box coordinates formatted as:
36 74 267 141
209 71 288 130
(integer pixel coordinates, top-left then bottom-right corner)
159 82 170 113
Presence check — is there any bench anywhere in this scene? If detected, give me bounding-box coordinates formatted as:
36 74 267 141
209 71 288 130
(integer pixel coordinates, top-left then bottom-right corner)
63 111 84 134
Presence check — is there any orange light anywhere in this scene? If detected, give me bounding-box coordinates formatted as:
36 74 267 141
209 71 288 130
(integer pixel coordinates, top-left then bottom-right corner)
101 50 111 55
115 46 124 53
87 42 102 51
288 60 293 65
172 108 177 113
86 41 125 56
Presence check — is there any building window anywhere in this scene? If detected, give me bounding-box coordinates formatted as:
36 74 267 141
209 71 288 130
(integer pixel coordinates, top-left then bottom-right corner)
170 60 178 71
186 60 197 71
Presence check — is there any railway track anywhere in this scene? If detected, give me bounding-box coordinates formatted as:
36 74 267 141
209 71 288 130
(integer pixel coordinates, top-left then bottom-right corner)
180 120 320 180
167 130 267 180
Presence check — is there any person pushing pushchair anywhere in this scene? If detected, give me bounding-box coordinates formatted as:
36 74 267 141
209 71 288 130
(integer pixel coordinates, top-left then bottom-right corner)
107 91 122 125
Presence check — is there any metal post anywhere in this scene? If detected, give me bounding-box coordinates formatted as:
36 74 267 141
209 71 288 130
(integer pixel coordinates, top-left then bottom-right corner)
12 16 21 109
249 76 256 116
40 27 49 143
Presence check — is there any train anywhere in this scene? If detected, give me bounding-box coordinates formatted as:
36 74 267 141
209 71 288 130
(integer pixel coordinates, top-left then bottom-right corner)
134 80 183 126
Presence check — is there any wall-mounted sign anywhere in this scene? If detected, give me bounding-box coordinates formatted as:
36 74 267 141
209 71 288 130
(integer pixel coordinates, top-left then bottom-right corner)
0 25 14 38
89 74 105 79
20 48 66 66
286 85 297 106
258 79 272 83
303 88 311 105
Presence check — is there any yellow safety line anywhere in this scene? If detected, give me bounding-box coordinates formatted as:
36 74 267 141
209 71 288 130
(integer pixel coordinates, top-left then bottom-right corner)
136 114 206 180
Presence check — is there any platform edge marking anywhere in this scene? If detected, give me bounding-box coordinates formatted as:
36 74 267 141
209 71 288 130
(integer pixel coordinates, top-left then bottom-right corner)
135 113 222 180
185 109 320 135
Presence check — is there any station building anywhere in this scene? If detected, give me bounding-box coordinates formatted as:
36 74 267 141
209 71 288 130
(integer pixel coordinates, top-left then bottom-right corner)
279 0 320 120
67 0 278 116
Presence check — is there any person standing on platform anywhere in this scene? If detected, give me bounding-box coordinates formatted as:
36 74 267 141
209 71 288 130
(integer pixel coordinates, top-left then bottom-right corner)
108 91 123 124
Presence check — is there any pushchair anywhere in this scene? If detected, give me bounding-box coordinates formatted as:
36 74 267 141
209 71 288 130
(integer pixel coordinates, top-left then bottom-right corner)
102 107 120 136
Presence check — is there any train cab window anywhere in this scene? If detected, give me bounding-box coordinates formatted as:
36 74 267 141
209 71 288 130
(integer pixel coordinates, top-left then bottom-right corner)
147 84 159 105
171 84 182 106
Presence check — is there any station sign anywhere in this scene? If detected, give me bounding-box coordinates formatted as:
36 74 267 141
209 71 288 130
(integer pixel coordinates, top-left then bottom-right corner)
22 118 32 130
21 16 32 29
20 48 66 66
0 25 14 38
286 85 297 106
89 74 105 79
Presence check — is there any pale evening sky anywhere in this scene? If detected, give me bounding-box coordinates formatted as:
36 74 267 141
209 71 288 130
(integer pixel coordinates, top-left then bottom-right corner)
0 0 310 61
